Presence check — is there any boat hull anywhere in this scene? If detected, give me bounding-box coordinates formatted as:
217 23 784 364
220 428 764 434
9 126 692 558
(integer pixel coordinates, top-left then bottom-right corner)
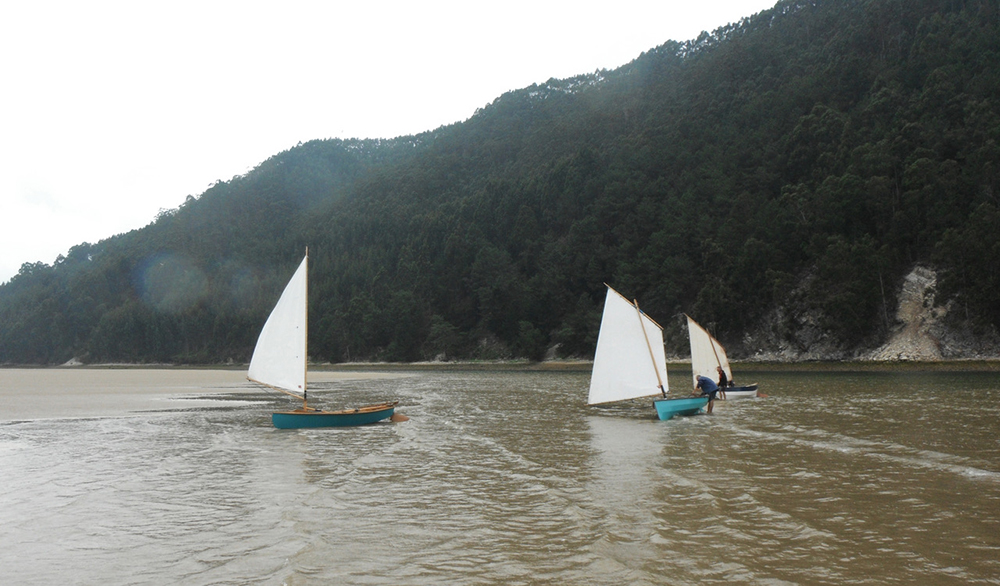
272 402 398 429
720 384 758 399
653 396 709 420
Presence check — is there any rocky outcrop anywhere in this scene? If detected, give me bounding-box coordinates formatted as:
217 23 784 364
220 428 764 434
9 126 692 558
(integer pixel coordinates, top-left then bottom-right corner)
738 265 1000 361
738 271 853 361
741 304 851 361
865 266 943 360
865 266 1000 360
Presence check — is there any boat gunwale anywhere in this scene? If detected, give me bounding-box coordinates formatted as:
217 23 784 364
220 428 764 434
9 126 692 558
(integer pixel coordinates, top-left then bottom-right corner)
273 400 399 416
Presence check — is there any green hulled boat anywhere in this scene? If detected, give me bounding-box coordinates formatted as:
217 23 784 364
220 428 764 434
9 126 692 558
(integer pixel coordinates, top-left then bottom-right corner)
248 250 398 429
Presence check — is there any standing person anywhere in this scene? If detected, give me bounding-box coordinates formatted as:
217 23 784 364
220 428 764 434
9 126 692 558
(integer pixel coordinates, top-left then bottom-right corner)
716 366 729 400
695 374 719 414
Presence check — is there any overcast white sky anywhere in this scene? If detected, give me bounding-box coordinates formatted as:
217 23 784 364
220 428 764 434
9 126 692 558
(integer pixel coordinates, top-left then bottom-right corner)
0 0 776 285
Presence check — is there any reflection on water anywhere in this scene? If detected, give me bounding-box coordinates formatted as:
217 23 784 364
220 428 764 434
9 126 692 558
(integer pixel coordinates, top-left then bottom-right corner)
1 369 999 585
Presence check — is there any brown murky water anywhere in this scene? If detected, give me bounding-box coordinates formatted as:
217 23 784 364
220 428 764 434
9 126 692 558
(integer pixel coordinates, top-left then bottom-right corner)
1 368 998 585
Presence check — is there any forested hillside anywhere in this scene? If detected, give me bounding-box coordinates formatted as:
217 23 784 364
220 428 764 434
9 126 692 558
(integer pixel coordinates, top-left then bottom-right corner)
2 0 999 365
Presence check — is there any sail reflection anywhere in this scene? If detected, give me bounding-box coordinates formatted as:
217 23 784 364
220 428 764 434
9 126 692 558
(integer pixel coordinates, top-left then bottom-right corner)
585 415 663 513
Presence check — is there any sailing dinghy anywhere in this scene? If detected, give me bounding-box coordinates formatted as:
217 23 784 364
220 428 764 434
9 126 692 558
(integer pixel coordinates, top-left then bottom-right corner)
686 315 758 399
588 286 708 420
248 251 397 429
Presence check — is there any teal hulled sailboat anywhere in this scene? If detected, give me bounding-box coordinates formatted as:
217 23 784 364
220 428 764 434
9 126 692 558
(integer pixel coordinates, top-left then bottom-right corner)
248 252 397 429
588 286 708 420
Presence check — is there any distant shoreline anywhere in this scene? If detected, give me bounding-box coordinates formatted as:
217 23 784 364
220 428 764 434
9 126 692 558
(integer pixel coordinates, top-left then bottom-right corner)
7 358 1000 373
328 359 1000 373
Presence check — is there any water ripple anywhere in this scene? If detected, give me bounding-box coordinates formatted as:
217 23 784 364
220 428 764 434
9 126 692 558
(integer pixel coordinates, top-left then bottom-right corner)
1 369 999 585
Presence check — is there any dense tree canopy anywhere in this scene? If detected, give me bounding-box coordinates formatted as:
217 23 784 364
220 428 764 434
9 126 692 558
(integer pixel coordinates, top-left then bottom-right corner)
2 0 999 365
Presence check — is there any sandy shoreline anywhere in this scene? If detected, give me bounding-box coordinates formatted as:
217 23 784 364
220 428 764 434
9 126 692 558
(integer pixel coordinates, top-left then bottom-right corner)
3 360 998 423
0 368 408 423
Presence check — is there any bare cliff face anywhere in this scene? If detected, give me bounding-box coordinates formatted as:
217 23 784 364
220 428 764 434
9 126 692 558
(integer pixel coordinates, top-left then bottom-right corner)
739 266 1000 361
866 266 944 360
867 266 1000 360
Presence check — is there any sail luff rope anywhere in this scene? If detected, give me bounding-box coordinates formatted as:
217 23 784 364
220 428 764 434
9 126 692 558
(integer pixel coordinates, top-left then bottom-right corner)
302 248 309 411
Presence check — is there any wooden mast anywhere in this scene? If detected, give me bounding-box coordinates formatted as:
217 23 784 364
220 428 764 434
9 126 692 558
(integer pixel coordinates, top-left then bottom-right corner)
303 247 309 411
635 299 666 398
706 326 727 399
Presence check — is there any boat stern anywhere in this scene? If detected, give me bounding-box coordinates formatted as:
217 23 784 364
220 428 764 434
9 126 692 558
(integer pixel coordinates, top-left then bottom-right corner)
653 396 709 420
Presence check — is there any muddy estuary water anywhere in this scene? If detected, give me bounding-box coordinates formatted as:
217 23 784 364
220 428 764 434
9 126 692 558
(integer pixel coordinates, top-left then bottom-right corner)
1 366 998 585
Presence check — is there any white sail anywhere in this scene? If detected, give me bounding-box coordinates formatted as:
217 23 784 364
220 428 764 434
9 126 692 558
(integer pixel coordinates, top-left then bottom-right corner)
686 315 731 389
588 286 669 405
248 256 308 395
